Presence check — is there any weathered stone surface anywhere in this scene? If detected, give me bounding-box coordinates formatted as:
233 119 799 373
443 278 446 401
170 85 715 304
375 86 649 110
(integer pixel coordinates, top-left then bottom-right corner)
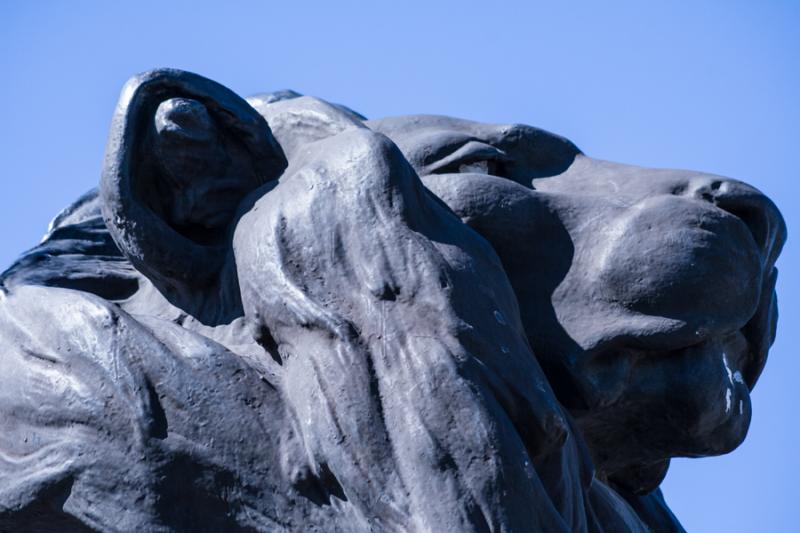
0 69 786 532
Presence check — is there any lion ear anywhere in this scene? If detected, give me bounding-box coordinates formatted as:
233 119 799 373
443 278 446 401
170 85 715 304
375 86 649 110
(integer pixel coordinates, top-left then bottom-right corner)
100 69 287 292
247 94 367 161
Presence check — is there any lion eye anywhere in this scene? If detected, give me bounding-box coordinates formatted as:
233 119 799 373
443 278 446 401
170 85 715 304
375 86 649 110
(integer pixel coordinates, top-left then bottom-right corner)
458 160 499 175
427 140 509 177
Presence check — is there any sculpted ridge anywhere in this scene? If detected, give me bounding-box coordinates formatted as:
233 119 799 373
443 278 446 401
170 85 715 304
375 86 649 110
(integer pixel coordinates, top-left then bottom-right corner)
0 69 786 532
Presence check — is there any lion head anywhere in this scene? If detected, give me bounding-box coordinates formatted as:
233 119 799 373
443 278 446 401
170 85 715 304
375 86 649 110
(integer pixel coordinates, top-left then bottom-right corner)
0 69 785 532
368 114 785 494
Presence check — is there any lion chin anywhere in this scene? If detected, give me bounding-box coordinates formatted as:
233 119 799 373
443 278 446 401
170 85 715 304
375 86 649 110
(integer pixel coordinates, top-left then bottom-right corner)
0 69 785 533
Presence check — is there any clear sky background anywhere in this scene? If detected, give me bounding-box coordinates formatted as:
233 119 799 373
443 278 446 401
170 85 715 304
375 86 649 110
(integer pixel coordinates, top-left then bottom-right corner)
1 1 797 531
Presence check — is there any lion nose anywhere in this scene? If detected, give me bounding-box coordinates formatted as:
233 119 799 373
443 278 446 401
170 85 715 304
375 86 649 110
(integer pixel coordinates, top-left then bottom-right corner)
686 177 787 268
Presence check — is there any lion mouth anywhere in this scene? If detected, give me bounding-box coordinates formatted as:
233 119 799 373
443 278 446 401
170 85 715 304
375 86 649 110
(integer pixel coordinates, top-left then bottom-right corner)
628 264 778 393
677 265 779 395
739 266 779 388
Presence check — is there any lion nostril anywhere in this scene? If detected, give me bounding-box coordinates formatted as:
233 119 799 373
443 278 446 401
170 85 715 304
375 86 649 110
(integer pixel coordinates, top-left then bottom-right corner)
684 178 723 201
682 177 785 265
711 182 786 266
723 204 768 254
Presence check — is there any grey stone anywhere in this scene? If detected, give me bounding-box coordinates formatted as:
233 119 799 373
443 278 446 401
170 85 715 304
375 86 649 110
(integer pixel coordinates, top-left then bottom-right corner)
0 69 786 532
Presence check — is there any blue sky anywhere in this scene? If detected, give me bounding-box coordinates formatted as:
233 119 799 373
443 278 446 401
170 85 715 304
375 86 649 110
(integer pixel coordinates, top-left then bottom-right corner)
1 1 797 530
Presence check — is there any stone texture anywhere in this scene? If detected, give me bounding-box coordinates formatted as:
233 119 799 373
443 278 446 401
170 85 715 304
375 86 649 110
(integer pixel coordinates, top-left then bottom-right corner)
0 69 786 532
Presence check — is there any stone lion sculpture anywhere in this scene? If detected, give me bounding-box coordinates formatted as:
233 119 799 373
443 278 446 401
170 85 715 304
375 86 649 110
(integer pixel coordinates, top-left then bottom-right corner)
0 69 785 532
